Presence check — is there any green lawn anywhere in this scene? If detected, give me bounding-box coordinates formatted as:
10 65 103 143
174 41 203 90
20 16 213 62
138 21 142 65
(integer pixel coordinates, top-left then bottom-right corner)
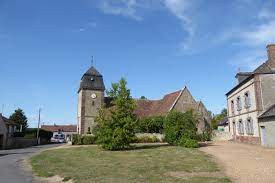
31 144 230 183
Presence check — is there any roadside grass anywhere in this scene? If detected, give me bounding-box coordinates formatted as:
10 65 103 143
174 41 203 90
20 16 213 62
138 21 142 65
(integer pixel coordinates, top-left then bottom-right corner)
30 144 230 183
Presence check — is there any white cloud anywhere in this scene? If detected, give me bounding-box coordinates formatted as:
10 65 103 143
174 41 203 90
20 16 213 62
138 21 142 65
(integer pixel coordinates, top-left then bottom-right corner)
100 0 142 21
163 0 194 51
240 21 275 46
72 22 97 33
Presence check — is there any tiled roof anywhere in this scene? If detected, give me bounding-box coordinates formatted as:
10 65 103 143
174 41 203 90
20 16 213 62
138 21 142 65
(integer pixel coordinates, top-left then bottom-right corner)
134 90 181 118
79 66 105 92
258 104 275 119
41 125 77 132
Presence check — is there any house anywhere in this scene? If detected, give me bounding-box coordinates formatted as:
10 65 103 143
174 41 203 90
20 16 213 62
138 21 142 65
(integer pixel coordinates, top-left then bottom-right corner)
217 117 229 132
41 124 77 141
77 66 211 134
226 44 275 146
0 114 20 149
135 87 211 133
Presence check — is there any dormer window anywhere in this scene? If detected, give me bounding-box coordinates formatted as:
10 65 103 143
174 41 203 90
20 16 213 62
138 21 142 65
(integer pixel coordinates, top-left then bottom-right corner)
244 92 251 108
237 96 242 111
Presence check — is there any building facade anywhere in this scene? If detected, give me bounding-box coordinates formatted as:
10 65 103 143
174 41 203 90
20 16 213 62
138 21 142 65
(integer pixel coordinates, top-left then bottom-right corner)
77 67 211 134
226 44 275 146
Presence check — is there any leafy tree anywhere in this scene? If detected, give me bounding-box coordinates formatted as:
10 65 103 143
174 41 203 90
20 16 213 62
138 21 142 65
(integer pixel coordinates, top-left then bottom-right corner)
9 108 28 133
164 110 198 146
135 116 165 133
140 96 147 100
211 108 227 130
96 78 137 150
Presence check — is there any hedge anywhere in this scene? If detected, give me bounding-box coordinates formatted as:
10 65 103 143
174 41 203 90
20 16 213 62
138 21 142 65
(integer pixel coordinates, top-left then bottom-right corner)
72 134 96 145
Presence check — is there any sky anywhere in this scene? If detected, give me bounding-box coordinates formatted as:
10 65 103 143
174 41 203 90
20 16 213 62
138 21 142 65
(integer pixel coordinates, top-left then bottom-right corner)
1 0 275 127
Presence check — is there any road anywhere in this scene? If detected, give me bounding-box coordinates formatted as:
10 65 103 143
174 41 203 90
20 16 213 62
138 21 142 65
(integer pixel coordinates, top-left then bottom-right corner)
200 141 275 183
0 144 62 183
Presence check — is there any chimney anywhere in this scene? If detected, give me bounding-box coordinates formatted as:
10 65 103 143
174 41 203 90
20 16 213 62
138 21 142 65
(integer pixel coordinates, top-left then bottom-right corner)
267 44 275 69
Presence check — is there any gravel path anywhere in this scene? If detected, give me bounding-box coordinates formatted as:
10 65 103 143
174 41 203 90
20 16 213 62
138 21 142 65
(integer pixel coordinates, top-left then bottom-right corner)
200 141 275 183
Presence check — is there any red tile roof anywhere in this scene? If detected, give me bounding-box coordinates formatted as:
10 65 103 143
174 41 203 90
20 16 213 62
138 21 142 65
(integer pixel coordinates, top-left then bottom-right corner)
41 125 77 132
134 90 181 118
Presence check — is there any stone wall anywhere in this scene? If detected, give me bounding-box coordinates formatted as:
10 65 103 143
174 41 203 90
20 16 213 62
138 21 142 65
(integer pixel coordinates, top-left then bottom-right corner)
6 137 38 149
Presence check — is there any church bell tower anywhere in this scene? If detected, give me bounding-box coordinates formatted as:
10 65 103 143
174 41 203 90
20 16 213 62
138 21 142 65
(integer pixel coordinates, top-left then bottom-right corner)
77 66 105 134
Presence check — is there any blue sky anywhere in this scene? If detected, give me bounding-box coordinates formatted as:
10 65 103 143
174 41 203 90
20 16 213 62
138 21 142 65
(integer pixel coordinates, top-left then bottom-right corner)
1 0 275 127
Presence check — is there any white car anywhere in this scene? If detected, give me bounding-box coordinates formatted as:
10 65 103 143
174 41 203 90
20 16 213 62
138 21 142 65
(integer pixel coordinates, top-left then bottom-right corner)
51 134 66 143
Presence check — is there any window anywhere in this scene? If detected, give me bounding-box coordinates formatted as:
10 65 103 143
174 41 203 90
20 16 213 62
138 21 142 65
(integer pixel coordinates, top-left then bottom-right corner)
237 96 242 111
92 101 95 106
244 92 251 108
231 100 235 115
246 118 254 135
238 119 244 135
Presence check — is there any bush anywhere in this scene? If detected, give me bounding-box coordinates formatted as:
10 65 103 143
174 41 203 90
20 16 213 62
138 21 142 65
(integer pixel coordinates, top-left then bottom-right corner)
133 136 161 143
72 134 82 145
178 137 199 148
82 135 96 145
72 134 96 145
13 132 25 137
164 110 198 145
135 116 164 134
197 129 212 142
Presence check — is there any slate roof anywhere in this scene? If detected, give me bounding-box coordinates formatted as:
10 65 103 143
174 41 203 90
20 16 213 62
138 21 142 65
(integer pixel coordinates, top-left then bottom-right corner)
218 117 228 126
79 66 105 92
258 104 275 119
41 125 77 132
134 90 181 118
226 61 275 96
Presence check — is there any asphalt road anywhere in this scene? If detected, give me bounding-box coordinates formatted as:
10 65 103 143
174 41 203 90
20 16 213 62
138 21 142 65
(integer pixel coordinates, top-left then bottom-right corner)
0 144 62 183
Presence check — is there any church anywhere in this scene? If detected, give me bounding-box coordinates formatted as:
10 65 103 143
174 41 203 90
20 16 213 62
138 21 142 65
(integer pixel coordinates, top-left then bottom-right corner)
77 66 211 134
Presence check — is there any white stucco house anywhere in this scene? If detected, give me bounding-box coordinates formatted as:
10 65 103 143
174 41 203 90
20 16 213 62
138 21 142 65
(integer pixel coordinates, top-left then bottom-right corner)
226 44 275 147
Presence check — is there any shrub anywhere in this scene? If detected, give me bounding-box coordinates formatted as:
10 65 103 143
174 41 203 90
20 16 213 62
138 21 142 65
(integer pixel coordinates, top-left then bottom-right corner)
135 116 164 134
134 136 161 143
13 132 25 137
72 134 96 145
197 129 212 142
72 134 82 145
178 137 199 148
82 135 96 145
164 110 198 146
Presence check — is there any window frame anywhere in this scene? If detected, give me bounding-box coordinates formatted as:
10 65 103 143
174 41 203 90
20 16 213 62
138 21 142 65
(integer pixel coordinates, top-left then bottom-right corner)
236 96 242 111
244 92 251 109
246 118 254 135
231 100 235 115
238 119 244 135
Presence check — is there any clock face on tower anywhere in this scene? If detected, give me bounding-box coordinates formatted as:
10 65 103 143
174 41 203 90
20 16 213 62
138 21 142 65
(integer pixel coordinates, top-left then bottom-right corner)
91 93 97 99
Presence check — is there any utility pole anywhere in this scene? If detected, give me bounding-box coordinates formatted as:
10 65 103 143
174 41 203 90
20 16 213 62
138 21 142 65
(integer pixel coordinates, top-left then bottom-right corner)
36 108 41 145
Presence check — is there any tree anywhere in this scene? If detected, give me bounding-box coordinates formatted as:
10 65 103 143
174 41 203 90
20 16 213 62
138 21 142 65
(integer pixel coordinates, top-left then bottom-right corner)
96 78 137 150
9 108 28 133
164 110 198 146
211 108 227 130
140 96 147 100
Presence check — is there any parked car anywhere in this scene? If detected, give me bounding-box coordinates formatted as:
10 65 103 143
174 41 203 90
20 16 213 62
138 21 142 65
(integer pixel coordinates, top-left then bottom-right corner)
50 134 65 143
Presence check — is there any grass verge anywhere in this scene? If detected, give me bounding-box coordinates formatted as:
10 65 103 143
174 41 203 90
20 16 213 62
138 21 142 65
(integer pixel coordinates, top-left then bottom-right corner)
31 144 230 183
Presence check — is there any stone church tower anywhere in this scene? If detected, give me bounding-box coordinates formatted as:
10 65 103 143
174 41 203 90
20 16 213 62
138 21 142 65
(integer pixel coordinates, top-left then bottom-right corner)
77 66 105 134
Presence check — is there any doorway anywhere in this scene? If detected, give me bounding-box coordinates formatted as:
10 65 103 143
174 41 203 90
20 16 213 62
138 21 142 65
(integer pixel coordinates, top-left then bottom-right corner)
260 126 266 146
0 135 3 150
233 122 236 140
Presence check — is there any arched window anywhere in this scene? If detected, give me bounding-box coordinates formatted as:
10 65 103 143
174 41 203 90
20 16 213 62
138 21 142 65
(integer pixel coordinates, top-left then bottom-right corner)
237 96 242 111
246 118 254 135
238 119 244 135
